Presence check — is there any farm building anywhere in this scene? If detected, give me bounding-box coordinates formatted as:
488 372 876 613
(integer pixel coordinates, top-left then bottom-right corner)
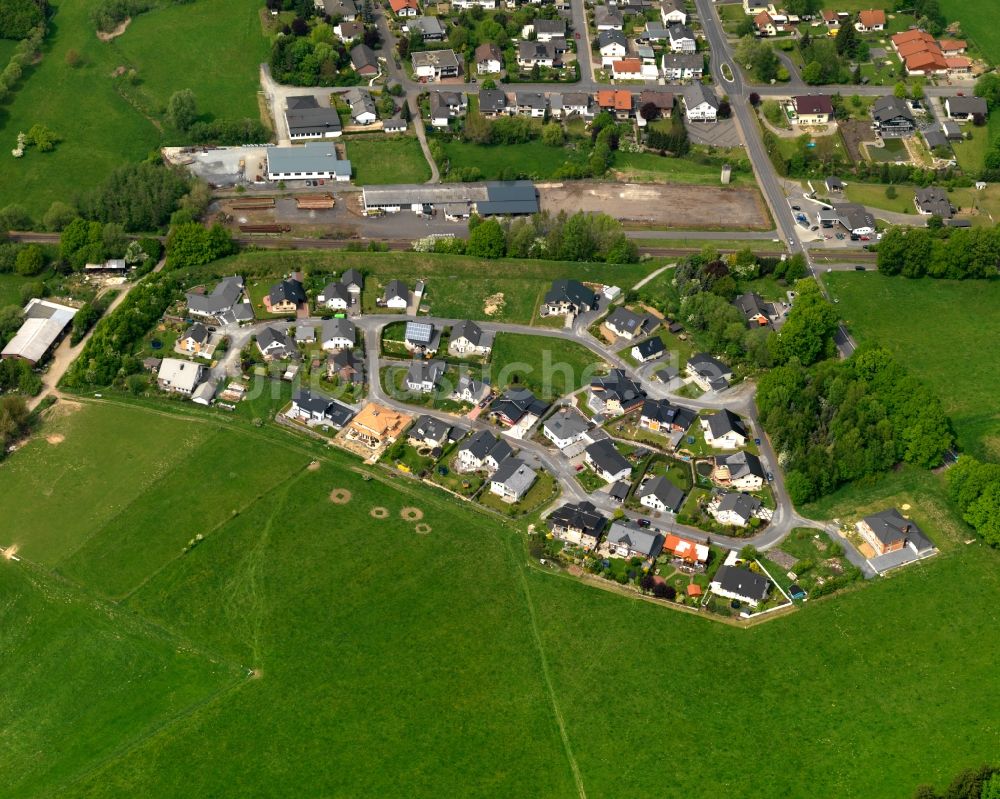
1 299 78 365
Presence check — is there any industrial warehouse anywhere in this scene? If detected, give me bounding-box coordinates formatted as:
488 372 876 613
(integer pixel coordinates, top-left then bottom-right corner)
361 181 539 218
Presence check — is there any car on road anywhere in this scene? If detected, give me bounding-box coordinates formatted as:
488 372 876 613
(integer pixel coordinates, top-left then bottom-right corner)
854 265 866 271
791 205 801 211
636 519 651 528
860 235 871 241
766 471 774 482
810 225 819 231
754 437 761 445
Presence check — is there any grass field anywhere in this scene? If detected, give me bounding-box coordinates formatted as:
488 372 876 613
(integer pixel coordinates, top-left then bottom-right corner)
845 181 1000 224
0 0 268 218
940 0 1000 64
439 139 589 181
633 236 786 252
612 151 754 186
825 271 1000 457
1 397 999 798
489 333 605 400
0 273 39 307
345 136 432 184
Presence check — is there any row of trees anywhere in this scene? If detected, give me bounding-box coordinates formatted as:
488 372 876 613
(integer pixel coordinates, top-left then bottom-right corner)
59 217 161 271
0 21 45 105
911 763 1000 799
0 395 31 462
165 222 236 269
757 347 954 504
876 223 1000 279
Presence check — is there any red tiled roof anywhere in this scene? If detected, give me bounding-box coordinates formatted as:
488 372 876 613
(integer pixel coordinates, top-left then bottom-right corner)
613 58 642 73
389 0 418 11
858 9 885 26
906 50 947 70
686 583 703 596
892 28 935 47
939 39 967 52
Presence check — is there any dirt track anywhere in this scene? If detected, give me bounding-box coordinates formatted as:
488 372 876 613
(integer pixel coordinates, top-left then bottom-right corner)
537 181 770 230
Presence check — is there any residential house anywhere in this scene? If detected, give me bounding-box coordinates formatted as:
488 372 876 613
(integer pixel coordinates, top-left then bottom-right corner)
475 42 503 74
636 475 685 514
631 336 666 363
914 186 954 218
321 318 356 350
939 38 967 56
945 95 988 121
609 480 631 503
710 491 762 527
584 438 632 483
319 0 357 19
597 89 634 119
341 268 364 298
701 408 747 449
530 18 567 42
408 414 455 448
542 278 598 316
548 500 608 549
710 565 770 607
412 49 460 80
334 20 364 42
389 0 419 15
452 0 496 8
713 450 765 491
350 43 379 76
516 91 548 117
489 457 538 503
403 320 440 354
405 359 445 393
599 29 628 66
345 88 377 125
638 90 674 118
257 326 298 361
456 429 510 472
449 320 493 357
295 324 316 344
267 277 306 314
594 4 624 31
639 398 696 434
820 9 838 27
590 369 646 416
612 58 652 81
492 388 548 427
872 95 915 137
549 91 591 119
542 408 591 449
825 176 844 193
660 0 686 25
855 8 885 31
382 279 409 309
179 322 210 355
404 15 445 41
663 534 709 566
754 11 777 37
685 83 719 122
344 402 410 449
157 358 204 395
661 52 703 80
452 373 490 404
317 281 351 311
605 520 664 559
479 88 510 117
517 40 559 69
816 202 876 236
327 348 365 385
686 352 732 391
667 23 696 53
430 90 466 126
605 306 655 340
185 275 250 322
793 94 835 125
733 292 772 326
289 388 353 428
857 507 935 556
642 21 670 42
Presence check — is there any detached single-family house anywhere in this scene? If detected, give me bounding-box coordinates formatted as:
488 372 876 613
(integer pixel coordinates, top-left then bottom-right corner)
605 307 655 340
517 40 559 69
793 94 835 125
637 90 674 120
456 430 513 473
685 83 719 122
452 374 490 404
157 358 204 395
855 8 885 32
529 18 567 42
944 95 988 121
321 318 356 351
632 336 666 363
186 275 249 322
734 292 773 327
408 414 455 448
341 268 364 297
490 458 537 503
344 402 411 449
479 88 510 117
711 491 762 527
542 408 590 449
639 398 696 434
584 438 632 483
599 29 628 66
661 53 703 81
872 95 915 137
405 359 445 393
429 90 467 127
606 520 664 559
516 91 548 117
403 320 440 354
295 324 316 344
663 534 708 566
686 353 732 391
345 88 377 125
857 508 935 557
597 89 634 119
660 0 686 25
701 409 747 449
548 500 608 549
713 450 765 491
667 23 696 53
914 186 954 218
256 326 298 361
448 320 493 357
289 388 354 428
319 0 357 19
328 348 365 385
382 280 409 309
594 4 624 31
612 58 654 81
754 11 777 37
179 322 211 355
710 565 770 607
590 369 646 416
350 44 379 77
318 282 350 311
542 279 598 316
817 202 876 236
412 49 460 80
492 388 548 427
403 15 444 41
475 42 503 74
389 0 419 15
636 475 685 514
267 277 306 314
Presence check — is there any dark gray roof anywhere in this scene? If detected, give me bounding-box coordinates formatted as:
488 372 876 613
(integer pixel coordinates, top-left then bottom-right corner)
716 491 761 522
591 369 646 407
634 336 666 359
661 53 703 71
384 279 408 301
706 408 747 440
609 480 631 501
606 521 664 558
321 282 350 303
341 268 364 289
479 181 539 216
269 278 306 306
922 127 949 150
411 414 452 442
688 82 719 110
406 359 445 386
286 106 343 136
186 275 244 315
545 278 597 309
548 500 607 538
914 186 953 218
606 306 648 336
516 91 547 110
183 322 210 344
533 18 566 35
946 95 987 116
461 429 498 459
493 388 548 423
479 89 509 113
862 508 933 552
543 408 590 440
636 475 684 512
293 387 332 416
351 43 378 71
716 450 765 480
407 15 444 35
585 438 631 476
641 398 696 430
734 292 771 320
715 565 770 601
668 22 694 39
322 317 355 342
594 5 623 25
492 457 537 494
287 95 319 111
598 29 627 48
257 326 297 356
872 95 914 124
451 319 484 346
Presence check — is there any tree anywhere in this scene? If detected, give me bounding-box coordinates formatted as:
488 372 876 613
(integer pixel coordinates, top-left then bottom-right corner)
894 81 908 99
748 92 760 106
738 545 759 561
14 244 44 276
466 218 506 258
885 185 897 199
639 101 659 122
541 122 565 146
801 61 823 84
777 280 839 365
167 89 198 132
652 583 676 600
43 201 78 232
835 21 858 57
975 72 1000 109
24 124 59 152
165 222 234 269
717 101 732 119
65 49 83 68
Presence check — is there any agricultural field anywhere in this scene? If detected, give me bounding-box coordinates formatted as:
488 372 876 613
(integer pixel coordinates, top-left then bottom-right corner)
0 398 998 798
489 333 606 400
824 271 1000 457
940 0 1000 65
0 0 268 218
345 136 432 185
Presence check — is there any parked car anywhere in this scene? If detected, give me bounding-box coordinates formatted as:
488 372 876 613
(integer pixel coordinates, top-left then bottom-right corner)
636 518 651 528
854 265 866 271
791 205 801 211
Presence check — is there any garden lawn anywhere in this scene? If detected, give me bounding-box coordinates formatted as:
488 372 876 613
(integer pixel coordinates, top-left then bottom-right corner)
489 332 607 400
939 0 1000 64
345 136 432 184
825 271 1000 459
